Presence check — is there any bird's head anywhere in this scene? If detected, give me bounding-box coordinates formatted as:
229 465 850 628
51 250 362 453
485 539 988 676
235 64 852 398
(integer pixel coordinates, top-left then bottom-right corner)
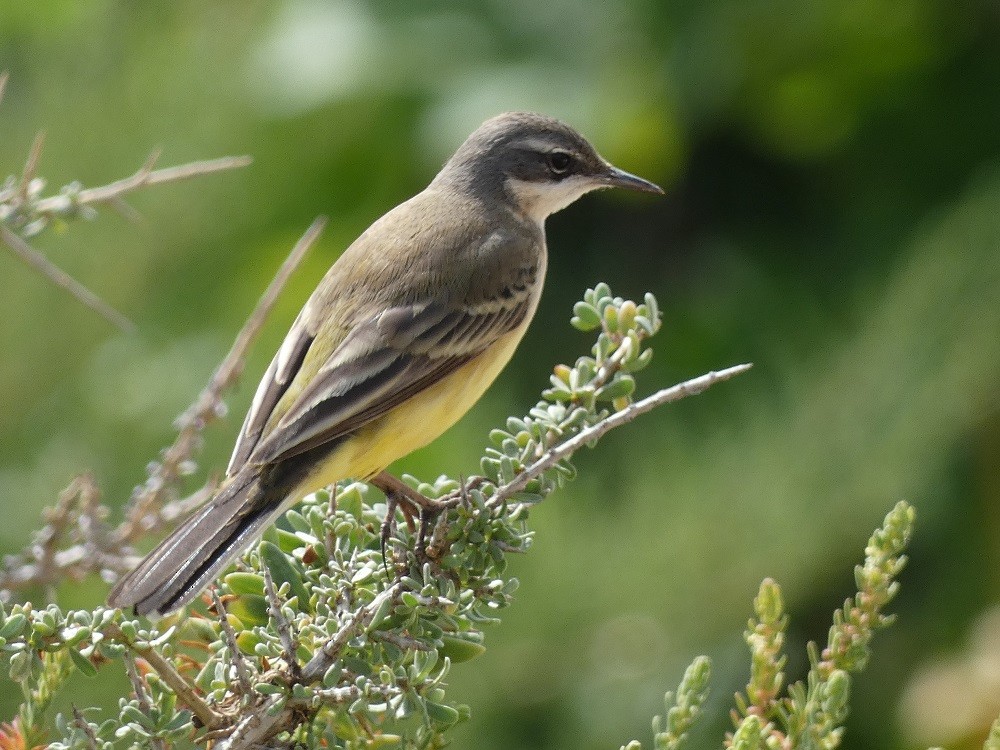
433 111 663 223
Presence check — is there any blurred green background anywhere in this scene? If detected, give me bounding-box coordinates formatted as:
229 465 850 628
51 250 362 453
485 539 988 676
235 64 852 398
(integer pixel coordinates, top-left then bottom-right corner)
2 0 999 747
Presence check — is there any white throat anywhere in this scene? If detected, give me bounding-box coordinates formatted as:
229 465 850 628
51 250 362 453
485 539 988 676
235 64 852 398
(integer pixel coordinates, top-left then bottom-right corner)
507 176 604 225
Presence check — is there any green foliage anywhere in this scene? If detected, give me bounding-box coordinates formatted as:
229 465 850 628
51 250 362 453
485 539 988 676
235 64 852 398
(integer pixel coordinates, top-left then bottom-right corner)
0 286 679 748
1 282 987 750
625 502 925 750
651 656 712 750
4 6 1000 746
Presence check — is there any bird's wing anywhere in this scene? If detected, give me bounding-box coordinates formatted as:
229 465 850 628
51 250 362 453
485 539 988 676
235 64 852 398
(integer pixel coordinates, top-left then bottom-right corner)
248 289 533 467
227 308 317 477
227 188 543 475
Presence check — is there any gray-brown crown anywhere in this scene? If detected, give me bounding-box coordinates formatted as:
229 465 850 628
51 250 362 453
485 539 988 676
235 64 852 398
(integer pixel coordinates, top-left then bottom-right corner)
431 112 662 210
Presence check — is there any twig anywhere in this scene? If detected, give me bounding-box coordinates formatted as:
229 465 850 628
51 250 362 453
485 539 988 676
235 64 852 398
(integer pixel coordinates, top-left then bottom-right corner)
372 629 434 652
32 154 253 216
216 695 293 750
107 623 223 729
18 131 45 204
124 653 168 750
0 475 102 596
0 224 136 332
262 565 300 678
0 222 323 599
116 217 326 545
490 363 752 505
2 143 251 331
305 683 396 707
72 706 101 750
0 71 8 107
110 195 144 225
211 589 253 696
220 582 405 750
303 581 405 682
428 363 751 512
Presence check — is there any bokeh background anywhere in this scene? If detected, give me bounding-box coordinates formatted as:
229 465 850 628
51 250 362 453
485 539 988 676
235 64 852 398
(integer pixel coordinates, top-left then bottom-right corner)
2 1 1000 747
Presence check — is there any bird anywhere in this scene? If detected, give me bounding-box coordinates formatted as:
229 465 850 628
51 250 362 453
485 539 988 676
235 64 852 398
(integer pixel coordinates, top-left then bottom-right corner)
107 111 663 616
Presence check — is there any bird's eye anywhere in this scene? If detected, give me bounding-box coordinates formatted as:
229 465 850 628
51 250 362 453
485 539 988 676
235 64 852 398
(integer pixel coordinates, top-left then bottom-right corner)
547 151 572 175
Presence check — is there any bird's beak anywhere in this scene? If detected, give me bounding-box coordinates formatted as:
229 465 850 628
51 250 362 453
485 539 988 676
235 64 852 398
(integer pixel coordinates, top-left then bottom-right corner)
600 164 664 195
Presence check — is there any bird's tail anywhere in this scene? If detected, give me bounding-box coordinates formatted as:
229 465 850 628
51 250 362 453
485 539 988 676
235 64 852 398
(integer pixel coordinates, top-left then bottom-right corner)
107 468 289 616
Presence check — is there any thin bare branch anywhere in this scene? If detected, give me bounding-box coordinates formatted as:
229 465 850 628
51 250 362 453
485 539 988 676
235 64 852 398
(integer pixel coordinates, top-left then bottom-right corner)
33 154 252 216
211 589 253 695
0 224 136 332
117 216 326 544
124 653 169 750
107 623 223 729
71 707 101 750
110 195 144 225
221 581 405 750
209 216 326 405
491 363 754 505
263 564 300 678
0 71 8 106
217 697 293 750
0 222 323 598
303 582 404 682
18 131 46 203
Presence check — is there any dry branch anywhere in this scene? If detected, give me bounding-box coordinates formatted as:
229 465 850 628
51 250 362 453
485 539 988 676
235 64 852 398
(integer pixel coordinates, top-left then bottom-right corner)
0 224 136 332
0 220 325 600
1 89 252 331
32 153 253 217
116 216 326 545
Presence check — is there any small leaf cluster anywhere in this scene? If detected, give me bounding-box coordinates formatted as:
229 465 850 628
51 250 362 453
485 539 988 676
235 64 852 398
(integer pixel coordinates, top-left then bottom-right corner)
653 656 712 750
726 502 915 750
624 502 920 750
210 482 489 747
0 285 669 749
482 284 662 496
733 578 787 723
52 675 194 750
618 657 712 750
0 175 94 238
0 602 194 749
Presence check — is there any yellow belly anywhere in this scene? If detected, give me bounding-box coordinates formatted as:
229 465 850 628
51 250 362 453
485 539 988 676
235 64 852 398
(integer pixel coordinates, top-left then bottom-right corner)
290 326 527 498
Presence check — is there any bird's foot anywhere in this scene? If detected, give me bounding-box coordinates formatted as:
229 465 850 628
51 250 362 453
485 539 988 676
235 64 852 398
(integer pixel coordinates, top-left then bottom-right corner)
373 471 442 572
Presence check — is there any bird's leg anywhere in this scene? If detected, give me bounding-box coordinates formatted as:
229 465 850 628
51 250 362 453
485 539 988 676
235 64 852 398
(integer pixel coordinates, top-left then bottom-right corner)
372 471 440 569
379 494 400 574
371 471 440 513
414 508 436 567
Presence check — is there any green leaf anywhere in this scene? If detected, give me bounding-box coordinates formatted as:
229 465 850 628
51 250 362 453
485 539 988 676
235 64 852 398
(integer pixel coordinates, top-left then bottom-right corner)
338 483 365 520
225 572 266 597
425 700 461 727
69 648 98 677
235 630 263 655
439 635 486 663
227 595 269 627
571 301 602 331
8 650 31 681
0 613 27 639
259 541 311 609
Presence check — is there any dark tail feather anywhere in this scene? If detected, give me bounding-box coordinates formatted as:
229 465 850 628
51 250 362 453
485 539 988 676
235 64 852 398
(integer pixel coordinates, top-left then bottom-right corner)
107 469 288 616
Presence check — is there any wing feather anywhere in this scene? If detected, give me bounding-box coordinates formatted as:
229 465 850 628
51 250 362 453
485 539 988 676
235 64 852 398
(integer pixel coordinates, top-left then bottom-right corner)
227 310 315 476
250 294 531 466
228 194 544 476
